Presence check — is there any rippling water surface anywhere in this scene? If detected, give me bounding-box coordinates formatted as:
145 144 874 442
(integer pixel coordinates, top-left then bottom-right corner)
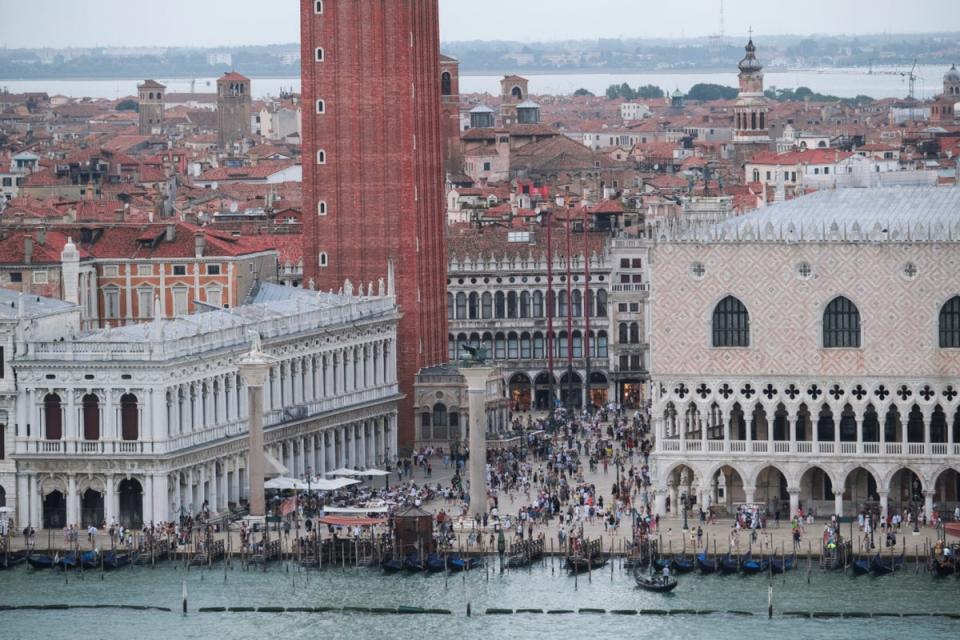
1 560 957 639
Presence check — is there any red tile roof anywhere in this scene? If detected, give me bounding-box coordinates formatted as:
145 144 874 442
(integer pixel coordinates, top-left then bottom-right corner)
748 149 853 165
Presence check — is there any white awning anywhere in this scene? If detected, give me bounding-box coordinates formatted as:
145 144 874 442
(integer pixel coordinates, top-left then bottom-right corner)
322 506 390 514
263 451 289 478
326 467 361 477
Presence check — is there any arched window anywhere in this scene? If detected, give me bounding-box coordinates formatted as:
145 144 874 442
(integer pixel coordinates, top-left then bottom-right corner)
441 71 452 96
494 291 505 318
597 331 608 357
558 290 568 317
532 291 544 317
448 335 456 361
618 322 629 344
82 393 100 441
572 331 583 357
494 333 506 359
507 291 518 318
630 322 640 344
455 292 466 319
447 293 454 320
120 393 138 441
571 290 582 317
432 403 447 427
823 296 861 348
481 292 493 319
44 393 62 440
712 296 750 347
468 292 479 319
533 332 545 358
520 332 531 358
519 291 530 318
596 289 607 317
558 332 569 358
507 332 519 359
939 296 960 348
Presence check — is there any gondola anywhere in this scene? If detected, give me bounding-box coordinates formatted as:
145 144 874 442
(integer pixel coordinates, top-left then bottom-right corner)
425 554 447 573
381 557 403 573
447 556 482 572
770 554 796 574
402 554 424 572
870 552 905 576
741 555 769 575
506 552 530 569
634 570 679 593
57 552 79 570
0 550 28 569
719 553 740 574
133 548 169 565
567 554 607 574
931 556 956 577
671 555 695 574
102 551 131 570
80 550 99 570
850 557 871 575
26 554 55 570
696 551 717 574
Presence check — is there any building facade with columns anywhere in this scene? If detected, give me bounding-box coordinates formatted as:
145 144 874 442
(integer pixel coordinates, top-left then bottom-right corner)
12 282 400 529
649 187 960 521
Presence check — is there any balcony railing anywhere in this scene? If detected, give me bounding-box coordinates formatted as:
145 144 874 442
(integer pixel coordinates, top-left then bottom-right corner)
658 437 956 458
16 384 400 458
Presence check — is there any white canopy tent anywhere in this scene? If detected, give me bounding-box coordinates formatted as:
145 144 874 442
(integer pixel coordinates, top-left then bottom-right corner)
309 477 361 491
326 468 361 477
264 477 309 490
356 469 390 477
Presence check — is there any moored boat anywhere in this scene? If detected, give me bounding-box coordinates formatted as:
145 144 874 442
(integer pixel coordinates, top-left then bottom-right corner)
696 551 717 574
102 551 131 570
770 554 796 574
741 555 769 575
26 554 55 570
850 558 871 575
381 557 403 573
870 552 905 576
80 550 99 570
57 552 79 570
719 553 740 574
0 550 28 569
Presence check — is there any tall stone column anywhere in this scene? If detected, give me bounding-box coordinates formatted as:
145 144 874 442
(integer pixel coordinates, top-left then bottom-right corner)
878 489 889 521
239 340 271 519
463 366 493 518
834 489 843 517
105 475 116 524
67 474 78 527
788 487 800 519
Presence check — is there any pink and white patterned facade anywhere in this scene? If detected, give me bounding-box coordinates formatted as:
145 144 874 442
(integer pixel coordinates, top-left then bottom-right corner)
648 188 960 521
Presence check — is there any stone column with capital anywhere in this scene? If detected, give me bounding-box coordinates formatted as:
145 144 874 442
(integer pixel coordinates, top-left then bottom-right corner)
834 489 843 517
878 489 889 521
788 487 800 519
463 366 494 518
239 345 271 519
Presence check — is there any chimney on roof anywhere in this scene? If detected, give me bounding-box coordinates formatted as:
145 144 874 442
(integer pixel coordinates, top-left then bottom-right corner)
114 208 124 223
194 230 205 258
165 223 176 243
36 227 46 245
24 234 33 265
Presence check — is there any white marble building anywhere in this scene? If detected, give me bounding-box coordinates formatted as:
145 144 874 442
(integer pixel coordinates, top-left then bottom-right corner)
649 187 960 521
12 282 400 529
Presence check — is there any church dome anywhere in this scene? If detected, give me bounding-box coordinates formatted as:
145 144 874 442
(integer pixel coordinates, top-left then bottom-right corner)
945 64 960 83
738 39 763 73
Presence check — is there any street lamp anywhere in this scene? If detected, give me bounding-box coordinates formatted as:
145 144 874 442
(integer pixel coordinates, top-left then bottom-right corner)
304 466 312 518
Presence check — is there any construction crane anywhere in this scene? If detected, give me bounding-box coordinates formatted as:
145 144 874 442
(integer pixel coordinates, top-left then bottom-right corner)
866 58 920 99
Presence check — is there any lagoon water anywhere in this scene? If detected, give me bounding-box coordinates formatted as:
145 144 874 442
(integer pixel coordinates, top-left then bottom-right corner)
0 561 956 640
0 67 944 101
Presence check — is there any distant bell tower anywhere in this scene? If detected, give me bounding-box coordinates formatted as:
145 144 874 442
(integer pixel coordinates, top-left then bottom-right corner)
217 72 252 149
440 54 463 174
500 75 529 126
943 64 960 97
733 36 770 154
137 79 166 135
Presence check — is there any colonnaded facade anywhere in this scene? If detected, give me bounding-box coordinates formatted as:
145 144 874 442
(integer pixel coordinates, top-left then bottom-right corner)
11 282 400 529
649 188 960 520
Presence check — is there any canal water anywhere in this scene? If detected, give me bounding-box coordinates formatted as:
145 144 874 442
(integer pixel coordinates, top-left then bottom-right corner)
0 561 956 639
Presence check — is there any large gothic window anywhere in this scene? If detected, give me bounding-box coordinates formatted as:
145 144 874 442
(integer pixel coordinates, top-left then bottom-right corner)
441 72 452 96
712 296 750 347
940 296 960 348
823 296 861 348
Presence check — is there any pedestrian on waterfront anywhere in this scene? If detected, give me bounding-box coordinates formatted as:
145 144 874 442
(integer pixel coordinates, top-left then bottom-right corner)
696 526 703 548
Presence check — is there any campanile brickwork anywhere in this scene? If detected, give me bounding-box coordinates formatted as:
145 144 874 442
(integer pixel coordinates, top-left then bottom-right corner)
301 0 449 449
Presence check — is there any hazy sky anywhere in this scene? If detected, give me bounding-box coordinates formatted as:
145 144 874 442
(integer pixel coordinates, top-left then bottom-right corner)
0 0 956 48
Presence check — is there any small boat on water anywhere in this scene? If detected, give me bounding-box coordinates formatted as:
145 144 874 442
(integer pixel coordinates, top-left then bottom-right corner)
57 552 79 570
102 551 131 570
719 553 740 575
770 554 796 574
133 548 168 565
567 554 607 574
425 554 447 573
27 554 55 570
403 554 424 572
381 557 403 573
741 555 769 575
447 556 483 572
672 555 695 574
0 550 28 569
634 570 679 593
870 552 905 576
850 557 871 575
80 551 99 570
696 551 717 574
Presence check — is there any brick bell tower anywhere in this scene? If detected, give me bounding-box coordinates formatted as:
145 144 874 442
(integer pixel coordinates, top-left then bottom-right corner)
300 0 449 451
